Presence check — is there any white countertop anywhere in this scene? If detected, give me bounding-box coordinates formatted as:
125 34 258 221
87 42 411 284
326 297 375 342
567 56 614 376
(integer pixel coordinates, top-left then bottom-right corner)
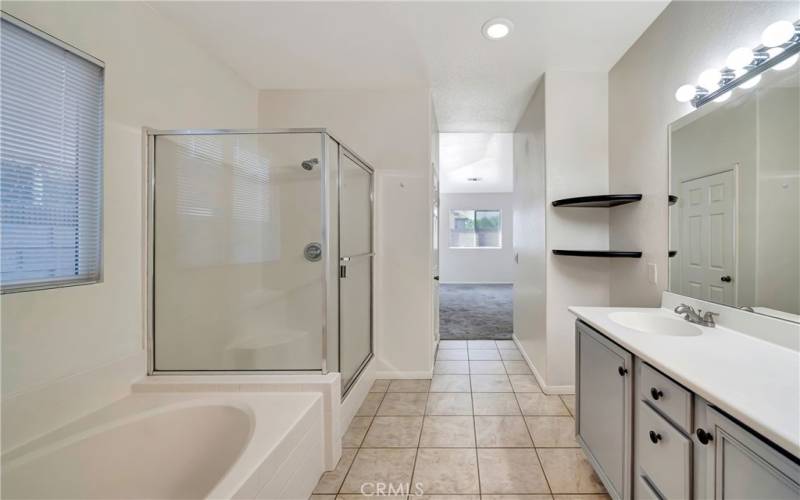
570 306 800 459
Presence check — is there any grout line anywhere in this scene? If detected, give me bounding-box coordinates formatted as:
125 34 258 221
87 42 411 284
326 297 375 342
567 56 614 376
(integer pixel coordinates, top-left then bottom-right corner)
469 363 482 496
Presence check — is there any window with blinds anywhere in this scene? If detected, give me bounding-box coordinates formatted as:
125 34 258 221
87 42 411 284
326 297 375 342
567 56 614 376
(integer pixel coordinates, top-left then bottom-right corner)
1 16 104 292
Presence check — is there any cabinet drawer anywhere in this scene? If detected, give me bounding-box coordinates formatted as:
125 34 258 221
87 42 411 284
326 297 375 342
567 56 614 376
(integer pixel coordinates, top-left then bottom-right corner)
638 401 691 500
640 362 692 432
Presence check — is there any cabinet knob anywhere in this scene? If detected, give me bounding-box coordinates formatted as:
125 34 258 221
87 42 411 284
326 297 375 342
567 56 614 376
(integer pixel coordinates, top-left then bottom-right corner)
649 430 662 444
696 428 714 445
650 387 664 400
618 366 628 376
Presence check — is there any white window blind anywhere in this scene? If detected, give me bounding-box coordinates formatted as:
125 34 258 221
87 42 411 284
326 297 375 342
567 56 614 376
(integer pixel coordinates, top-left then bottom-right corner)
1 16 104 292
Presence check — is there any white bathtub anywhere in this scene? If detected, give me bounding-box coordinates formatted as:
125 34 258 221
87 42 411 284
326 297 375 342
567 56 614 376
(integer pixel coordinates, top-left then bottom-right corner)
1 392 324 500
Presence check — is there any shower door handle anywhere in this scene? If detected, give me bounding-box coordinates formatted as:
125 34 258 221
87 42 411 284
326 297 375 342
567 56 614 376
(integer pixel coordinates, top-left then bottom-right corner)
339 252 374 279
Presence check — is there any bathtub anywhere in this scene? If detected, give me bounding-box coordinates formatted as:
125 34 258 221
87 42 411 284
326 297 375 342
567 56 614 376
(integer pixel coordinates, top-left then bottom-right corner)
1 392 324 500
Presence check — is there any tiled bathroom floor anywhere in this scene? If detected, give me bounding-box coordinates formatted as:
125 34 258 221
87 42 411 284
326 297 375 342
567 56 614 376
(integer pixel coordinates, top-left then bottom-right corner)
311 340 609 499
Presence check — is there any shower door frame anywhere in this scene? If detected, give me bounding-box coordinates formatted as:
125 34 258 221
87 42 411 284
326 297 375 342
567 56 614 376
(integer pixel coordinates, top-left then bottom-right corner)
144 128 374 378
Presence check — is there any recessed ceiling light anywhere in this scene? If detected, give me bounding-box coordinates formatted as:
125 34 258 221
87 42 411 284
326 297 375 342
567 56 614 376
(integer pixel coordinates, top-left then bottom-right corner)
482 18 513 40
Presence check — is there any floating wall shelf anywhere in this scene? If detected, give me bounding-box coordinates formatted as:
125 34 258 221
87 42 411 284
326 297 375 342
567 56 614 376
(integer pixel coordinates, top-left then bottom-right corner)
552 250 643 258
552 194 642 208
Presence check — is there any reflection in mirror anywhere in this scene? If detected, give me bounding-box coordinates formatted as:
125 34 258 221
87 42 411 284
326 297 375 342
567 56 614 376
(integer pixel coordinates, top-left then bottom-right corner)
669 67 800 323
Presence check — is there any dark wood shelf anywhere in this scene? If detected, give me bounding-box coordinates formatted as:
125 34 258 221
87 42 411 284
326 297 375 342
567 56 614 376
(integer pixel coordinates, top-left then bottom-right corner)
552 250 642 258
669 195 678 206
552 194 642 208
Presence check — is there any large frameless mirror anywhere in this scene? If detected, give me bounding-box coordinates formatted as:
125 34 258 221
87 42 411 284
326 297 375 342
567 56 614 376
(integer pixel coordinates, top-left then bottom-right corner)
668 67 800 323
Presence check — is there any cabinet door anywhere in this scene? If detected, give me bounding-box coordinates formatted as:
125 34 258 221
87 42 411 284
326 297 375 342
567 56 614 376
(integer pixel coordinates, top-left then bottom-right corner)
696 400 800 499
576 321 633 500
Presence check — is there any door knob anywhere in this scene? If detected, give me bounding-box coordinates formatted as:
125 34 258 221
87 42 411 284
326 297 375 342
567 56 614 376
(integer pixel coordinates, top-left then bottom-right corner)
721 275 732 282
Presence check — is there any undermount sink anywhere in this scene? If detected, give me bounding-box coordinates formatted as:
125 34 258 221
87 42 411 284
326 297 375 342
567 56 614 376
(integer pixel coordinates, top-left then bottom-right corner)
609 311 703 337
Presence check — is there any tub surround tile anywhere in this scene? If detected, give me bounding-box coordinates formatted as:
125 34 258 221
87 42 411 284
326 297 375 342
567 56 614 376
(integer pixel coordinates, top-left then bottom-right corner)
362 416 423 448
475 416 533 447
419 416 476 447
313 448 358 493
388 379 431 393
516 393 570 416
472 393 521 416
537 448 606 494
340 448 416 494
412 448 480 494
477 448 550 494
434 361 470 374
356 392 385 416
469 361 506 374
377 392 428 416
499 349 524 361
430 374 471 393
436 349 469 361
369 379 390 393
470 374 512 393
509 375 542 393
342 417 372 447
503 361 533 375
425 393 473 415
525 416 579 448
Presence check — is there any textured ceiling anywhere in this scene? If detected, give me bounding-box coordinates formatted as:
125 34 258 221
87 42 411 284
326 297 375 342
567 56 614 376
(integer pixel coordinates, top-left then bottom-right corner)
440 133 513 193
149 1 668 131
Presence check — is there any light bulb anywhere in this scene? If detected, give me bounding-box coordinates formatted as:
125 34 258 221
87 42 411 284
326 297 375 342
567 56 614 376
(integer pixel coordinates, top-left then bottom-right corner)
775 53 799 70
740 74 761 89
698 69 722 90
761 20 796 47
714 91 732 103
675 84 697 103
726 47 754 70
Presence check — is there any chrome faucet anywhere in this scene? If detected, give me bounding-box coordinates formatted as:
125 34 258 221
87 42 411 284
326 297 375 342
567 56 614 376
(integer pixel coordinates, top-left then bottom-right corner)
674 303 719 327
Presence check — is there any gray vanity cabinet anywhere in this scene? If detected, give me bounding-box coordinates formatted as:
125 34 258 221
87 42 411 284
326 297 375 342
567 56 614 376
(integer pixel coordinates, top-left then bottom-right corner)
575 321 633 500
694 399 800 499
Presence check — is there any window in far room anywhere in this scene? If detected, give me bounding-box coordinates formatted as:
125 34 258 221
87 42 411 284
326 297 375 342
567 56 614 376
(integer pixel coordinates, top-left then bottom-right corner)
448 209 501 248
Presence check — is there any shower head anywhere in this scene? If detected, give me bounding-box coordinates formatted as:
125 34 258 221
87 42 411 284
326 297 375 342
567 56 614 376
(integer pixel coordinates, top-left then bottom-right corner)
301 158 319 171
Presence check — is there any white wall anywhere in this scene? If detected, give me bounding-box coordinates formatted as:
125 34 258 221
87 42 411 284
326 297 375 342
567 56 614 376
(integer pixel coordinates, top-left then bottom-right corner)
257 89 436 378
608 0 800 307
513 72 610 391
439 193 514 284
0 1 258 449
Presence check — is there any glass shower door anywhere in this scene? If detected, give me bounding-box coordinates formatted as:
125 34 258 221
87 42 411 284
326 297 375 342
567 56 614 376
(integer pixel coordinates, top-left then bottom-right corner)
151 132 325 372
338 149 373 392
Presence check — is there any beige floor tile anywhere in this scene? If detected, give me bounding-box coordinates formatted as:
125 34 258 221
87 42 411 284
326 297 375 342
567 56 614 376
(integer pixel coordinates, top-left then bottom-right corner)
470 360 506 374
482 496 552 500
335 496 405 499
537 448 606 494
426 393 473 415
362 416 423 447
437 349 469 361
434 360 470 374
310 495 337 500
509 375 542 393
499 348 524 361
356 392 385 416
477 448 550 494
470 374 512 392
553 496 610 500
413 448 480 494
560 395 576 416
469 349 501 360
369 379 391 393
430 374 471 392
439 340 467 349
472 393 521 415
468 340 497 349
503 360 533 374
342 416 372 447
414 496 481 500
378 392 428 416
340 448 417 494
525 416 578 447
516 393 570 416
313 448 358 493
475 416 533 447
419 416 476 447
495 340 517 349
388 379 431 393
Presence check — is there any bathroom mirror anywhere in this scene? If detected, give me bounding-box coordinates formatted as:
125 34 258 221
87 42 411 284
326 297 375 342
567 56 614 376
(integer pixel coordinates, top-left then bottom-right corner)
668 67 800 323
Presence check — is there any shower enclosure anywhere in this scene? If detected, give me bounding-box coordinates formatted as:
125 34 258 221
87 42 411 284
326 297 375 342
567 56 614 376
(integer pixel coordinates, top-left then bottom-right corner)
145 129 373 394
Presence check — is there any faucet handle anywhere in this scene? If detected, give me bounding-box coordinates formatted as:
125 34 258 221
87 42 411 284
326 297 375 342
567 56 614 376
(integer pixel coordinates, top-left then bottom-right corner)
674 303 692 314
700 310 719 325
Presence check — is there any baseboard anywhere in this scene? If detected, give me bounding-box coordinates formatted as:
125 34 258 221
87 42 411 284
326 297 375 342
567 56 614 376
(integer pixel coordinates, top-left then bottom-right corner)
512 335 575 395
440 281 513 285
374 370 434 379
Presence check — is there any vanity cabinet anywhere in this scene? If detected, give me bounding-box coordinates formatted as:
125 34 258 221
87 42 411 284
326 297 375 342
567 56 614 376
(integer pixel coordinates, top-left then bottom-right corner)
575 320 800 500
575 321 633 500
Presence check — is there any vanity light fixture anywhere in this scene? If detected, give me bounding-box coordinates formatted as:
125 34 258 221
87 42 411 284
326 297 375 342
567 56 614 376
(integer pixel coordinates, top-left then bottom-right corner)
675 18 800 108
482 18 513 40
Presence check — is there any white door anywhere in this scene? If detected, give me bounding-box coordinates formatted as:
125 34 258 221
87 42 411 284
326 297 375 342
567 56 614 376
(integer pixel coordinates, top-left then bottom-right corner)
679 170 736 304
432 163 440 344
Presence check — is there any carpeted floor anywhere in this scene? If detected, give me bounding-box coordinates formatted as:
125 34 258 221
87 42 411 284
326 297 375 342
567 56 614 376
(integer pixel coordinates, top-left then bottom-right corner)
438 284 513 340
